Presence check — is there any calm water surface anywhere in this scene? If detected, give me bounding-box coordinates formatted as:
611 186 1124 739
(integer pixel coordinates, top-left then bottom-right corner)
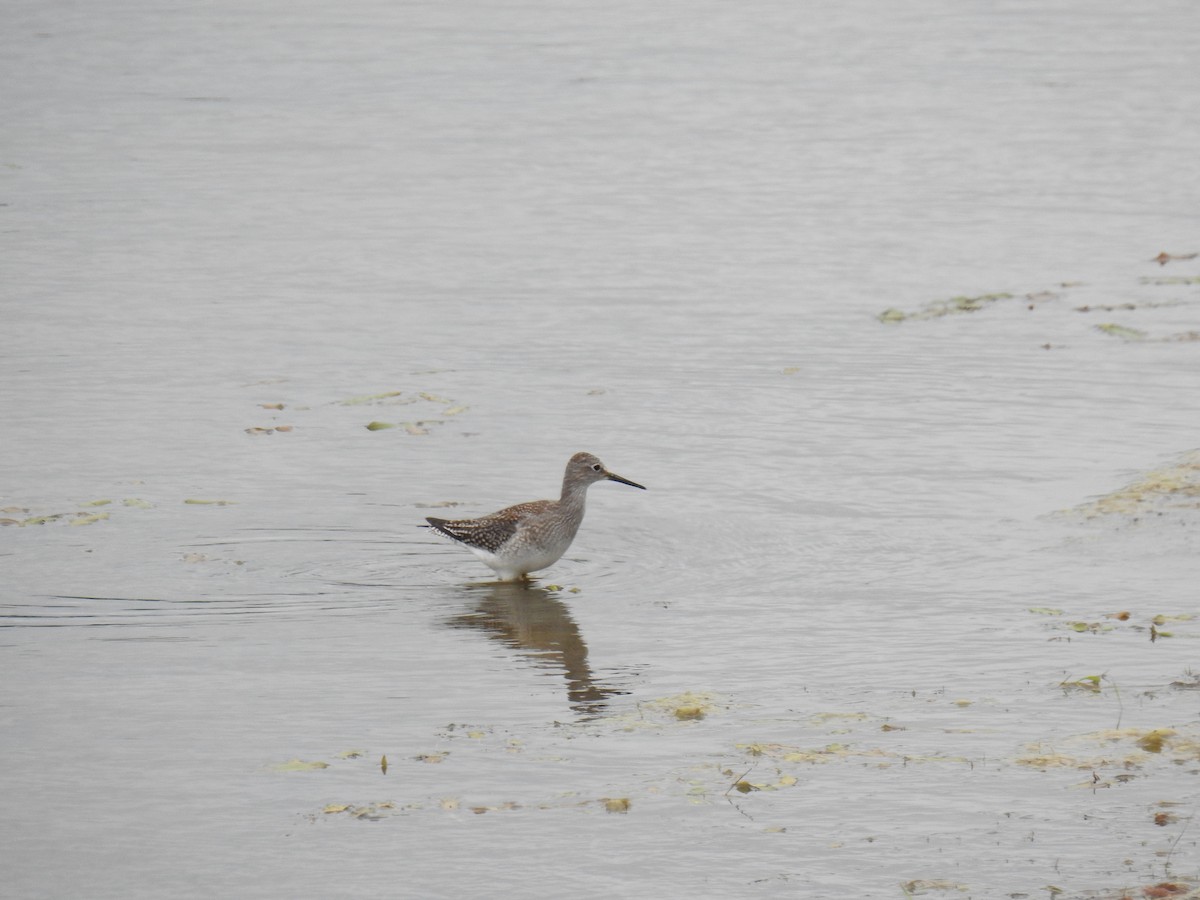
3 1 1199 897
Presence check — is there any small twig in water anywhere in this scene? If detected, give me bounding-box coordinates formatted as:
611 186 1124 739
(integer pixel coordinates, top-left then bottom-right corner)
724 762 757 797
1107 673 1124 730
1163 806 1195 873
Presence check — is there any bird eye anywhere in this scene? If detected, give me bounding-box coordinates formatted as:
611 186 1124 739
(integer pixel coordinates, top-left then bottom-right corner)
592 463 602 471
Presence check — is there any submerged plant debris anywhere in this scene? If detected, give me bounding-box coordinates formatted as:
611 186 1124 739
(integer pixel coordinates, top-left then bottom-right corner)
1094 322 1200 342
901 880 970 897
5 497 155 527
414 752 449 764
270 759 330 772
1152 251 1198 265
876 260 1200 342
337 390 406 406
351 389 466 436
1016 723 1200 777
1073 300 1184 312
738 740 967 768
1060 674 1103 693
322 801 395 820
1141 275 1200 285
311 793 643 821
878 292 1014 323
632 692 722 726
1030 606 1195 641
1064 450 1200 519
1095 323 1148 341
69 511 109 526
1170 672 1200 691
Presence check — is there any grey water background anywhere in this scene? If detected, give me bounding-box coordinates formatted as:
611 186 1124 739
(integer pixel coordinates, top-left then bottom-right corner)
3 1 1199 897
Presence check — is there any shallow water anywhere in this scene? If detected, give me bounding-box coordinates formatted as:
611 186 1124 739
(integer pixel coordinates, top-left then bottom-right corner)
3 1 1200 897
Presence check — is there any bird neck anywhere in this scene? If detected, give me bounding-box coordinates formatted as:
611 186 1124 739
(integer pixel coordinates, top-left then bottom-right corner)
559 477 590 511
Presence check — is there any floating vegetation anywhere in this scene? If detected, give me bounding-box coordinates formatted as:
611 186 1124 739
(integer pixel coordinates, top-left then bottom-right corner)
591 692 725 732
270 759 330 772
1093 323 1200 342
1060 674 1103 693
1031 606 1195 641
1152 251 1198 265
1135 728 1174 753
322 802 395 820
637 692 721 724
184 498 235 506
1074 300 1185 312
338 390 406 406
1095 323 1148 340
414 752 449 764
69 511 109 526
808 711 870 728
1154 613 1196 624
245 425 295 435
724 767 800 795
16 513 68 526
469 802 522 815
1135 881 1199 898
1016 724 1200 775
342 388 467 436
4 497 157 527
1063 621 1115 634
738 740 964 767
1065 450 1200 519
878 292 1015 323
1141 275 1200 285
901 880 970 897
365 418 447 435
1170 672 1200 691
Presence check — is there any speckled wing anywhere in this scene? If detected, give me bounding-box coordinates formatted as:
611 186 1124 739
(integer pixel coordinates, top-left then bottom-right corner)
425 500 552 554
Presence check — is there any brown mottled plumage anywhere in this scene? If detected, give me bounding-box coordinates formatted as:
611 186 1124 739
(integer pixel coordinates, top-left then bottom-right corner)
425 452 645 580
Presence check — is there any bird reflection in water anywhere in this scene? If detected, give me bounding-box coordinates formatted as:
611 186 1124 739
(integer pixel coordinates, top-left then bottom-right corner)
446 581 625 716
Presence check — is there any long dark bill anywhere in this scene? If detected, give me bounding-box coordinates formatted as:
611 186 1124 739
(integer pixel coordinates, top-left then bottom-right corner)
606 472 646 490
